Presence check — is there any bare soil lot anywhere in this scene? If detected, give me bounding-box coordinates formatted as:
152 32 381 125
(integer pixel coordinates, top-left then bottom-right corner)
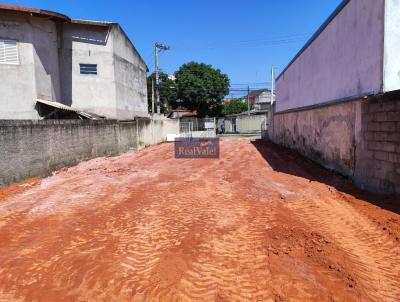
0 139 399 301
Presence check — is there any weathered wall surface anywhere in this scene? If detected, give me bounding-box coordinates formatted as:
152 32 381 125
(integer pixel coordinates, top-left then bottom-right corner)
271 101 359 177
269 95 400 195
137 115 180 148
0 118 179 187
32 18 62 103
276 0 385 112
355 95 400 194
112 26 148 119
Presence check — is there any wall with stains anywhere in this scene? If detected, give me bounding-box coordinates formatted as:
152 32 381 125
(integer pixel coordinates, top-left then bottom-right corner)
355 95 400 194
270 101 360 178
0 118 180 187
269 95 400 195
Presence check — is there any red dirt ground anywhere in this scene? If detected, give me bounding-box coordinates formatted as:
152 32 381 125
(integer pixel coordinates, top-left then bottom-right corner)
0 139 399 302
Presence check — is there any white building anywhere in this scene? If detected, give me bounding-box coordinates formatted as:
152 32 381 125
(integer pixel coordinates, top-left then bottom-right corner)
0 4 149 120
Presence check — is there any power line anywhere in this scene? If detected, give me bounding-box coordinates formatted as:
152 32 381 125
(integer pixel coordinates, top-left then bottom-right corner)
169 33 308 51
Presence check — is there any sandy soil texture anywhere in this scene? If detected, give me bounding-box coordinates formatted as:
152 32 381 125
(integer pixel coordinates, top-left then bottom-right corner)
0 139 399 302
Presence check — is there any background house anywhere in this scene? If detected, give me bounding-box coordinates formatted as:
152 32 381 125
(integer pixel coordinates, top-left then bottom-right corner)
0 4 148 120
248 89 273 112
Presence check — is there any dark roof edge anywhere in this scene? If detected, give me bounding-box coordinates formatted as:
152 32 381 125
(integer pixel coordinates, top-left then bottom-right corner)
0 4 149 71
0 4 70 22
276 0 351 81
71 19 114 27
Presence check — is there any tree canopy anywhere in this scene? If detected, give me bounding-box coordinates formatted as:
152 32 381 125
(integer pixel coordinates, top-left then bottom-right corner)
222 99 248 115
175 62 230 117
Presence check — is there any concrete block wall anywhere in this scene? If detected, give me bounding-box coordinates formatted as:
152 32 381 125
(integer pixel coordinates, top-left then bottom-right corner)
0 118 179 187
355 97 400 194
268 93 400 195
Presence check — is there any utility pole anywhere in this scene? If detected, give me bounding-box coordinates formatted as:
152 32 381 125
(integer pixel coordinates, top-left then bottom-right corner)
151 78 155 115
271 65 275 104
154 42 170 114
247 86 250 116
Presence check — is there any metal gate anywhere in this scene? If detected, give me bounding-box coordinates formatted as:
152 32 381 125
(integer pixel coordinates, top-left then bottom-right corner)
223 115 266 134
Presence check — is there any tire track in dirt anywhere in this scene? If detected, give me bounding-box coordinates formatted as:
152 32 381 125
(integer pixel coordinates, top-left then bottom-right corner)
0 139 399 301
259 143 400 301
286 192 400 301
173 190 275 301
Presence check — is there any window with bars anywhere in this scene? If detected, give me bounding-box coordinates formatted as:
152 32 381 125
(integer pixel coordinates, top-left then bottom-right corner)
80 64 97 75
0 39 19 65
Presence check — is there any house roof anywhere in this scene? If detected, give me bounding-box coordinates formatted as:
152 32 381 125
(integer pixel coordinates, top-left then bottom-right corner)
249 89 271 97
0 4 70 22
166 108 197 118
0 4 148 71
36 99 105 119
276 0 350 81
71 19 114 28
71 20 149 71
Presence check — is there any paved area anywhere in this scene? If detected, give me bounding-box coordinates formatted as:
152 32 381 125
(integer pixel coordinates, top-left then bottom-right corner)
0 139 399 301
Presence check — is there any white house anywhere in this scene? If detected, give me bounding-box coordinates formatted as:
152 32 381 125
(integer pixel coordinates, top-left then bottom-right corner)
0 4 149 120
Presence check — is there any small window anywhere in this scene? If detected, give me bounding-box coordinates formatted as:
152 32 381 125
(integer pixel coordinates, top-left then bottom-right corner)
0 39 19 65
80 64 97 75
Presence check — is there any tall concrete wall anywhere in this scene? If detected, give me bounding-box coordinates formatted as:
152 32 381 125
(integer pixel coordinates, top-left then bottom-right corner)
383 0 400 92
0 118 179 187
62 23 117 117
0 12 49 119
32 18 62 103
276 0 385 112
112 26 148 119
269 95 400 195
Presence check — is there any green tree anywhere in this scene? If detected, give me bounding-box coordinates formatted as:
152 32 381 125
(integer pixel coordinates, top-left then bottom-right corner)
222 99 248 115
175 62 230 117
147 72 178 113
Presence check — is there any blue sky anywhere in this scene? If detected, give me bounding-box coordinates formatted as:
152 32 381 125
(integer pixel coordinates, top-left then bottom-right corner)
5 0 341 94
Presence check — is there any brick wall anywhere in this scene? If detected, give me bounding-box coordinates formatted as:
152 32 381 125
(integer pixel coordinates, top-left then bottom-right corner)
355 96 400 194
268 92 400 195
